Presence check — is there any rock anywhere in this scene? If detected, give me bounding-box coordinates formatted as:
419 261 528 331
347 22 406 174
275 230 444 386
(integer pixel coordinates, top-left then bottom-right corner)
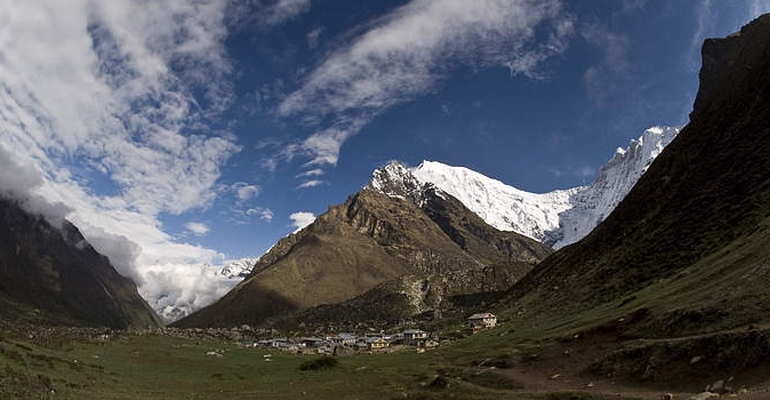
205 351 223 358
428 375 451 390
688 392 719 400
706 379 726 394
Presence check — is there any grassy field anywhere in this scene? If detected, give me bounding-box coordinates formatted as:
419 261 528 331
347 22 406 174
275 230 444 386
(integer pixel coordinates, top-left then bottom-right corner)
0 326 671 400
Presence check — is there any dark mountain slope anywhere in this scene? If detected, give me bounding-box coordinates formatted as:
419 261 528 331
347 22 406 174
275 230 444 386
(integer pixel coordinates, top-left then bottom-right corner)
176 173 551 328
502 14 770 339
0 199 161 328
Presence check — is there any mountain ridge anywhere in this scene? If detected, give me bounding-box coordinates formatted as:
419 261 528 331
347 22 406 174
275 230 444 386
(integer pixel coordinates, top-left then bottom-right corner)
175 167 551 328
409 126 679 249
0 198 162 329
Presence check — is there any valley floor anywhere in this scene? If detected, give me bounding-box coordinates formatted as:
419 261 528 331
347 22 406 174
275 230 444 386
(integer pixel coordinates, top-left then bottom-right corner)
2 326 770 400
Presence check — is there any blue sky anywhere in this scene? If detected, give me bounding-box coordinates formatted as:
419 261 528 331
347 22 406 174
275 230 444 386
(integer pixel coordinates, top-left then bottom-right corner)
202 0 770 259
1 0 769 317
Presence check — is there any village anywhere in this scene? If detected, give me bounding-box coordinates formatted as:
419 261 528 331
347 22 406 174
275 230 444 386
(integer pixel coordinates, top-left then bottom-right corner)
237 313 499 355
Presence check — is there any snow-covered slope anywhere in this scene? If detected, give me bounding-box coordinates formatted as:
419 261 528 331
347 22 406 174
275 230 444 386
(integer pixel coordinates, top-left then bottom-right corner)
376 126 679 249
547 126 679 248
218 257 258 279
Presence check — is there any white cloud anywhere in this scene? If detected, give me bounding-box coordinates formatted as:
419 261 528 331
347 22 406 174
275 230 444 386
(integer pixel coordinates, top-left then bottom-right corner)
185 222 210 236
297 179 327 189
297 168 325 178
247 207 274 222
265 0 312 26
0 0 240 321
277 0 573 169
230 182 260 201
289 211 316 232
229 0 312 28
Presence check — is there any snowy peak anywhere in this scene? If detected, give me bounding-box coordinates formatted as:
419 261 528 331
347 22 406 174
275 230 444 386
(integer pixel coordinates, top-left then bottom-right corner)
367 161 432 203
606 126 678 176
219 257 258 279
412 161 577 242
373 126 680 250
549 126 680 248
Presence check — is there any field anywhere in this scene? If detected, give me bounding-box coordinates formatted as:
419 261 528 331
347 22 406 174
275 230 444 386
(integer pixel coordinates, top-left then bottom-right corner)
4 323 770 400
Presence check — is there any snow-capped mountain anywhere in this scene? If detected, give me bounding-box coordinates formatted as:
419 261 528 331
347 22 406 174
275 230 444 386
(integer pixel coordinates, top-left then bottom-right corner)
218 257 258 279
374 126 679 249
546 126 679 248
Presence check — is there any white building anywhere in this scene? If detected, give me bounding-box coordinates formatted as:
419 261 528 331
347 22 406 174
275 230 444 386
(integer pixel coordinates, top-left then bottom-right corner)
403 329 428 346
468 313 497 331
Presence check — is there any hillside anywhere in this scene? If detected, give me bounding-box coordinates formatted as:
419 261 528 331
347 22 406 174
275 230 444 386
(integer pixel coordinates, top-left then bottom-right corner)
175 165 550 328
0 198 161 329
486 13 770 384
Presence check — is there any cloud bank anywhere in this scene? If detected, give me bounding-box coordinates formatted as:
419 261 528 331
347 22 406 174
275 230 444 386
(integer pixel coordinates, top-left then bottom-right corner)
277 0 574 179
0 0 244 321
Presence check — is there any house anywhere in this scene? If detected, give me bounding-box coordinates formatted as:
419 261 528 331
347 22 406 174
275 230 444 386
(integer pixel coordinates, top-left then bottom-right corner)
338 333 357 345
468 313 497 332
367 337 389 350
302 337 324 348
403 329 428 346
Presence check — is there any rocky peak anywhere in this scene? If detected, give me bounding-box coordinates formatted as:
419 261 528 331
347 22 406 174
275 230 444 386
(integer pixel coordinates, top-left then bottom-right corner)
692 14 770 120
367 161 430 204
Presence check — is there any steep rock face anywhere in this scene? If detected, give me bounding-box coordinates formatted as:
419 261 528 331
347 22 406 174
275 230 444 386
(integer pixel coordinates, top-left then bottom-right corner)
504 14 770 337
175 167 550 328
0 199 161 328
411 126 679 249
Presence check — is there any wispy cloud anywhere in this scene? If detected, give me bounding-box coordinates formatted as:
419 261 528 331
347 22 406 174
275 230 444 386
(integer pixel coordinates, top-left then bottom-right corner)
185 222 210 236
247 207 274 222
296 168 325 178
748 0 770 18
227 0 311 28
277 0 574 171
307 27 323 49
263 0 312 26
688 0 716 71
580 22 631 105
289 211 316 232
0 0 239 321
297 179 327 189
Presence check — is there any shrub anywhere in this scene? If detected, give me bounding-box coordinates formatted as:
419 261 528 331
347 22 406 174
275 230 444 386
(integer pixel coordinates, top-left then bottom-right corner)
298 356 339 371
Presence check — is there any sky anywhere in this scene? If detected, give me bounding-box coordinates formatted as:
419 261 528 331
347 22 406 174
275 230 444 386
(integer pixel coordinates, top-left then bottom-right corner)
1 0 769 320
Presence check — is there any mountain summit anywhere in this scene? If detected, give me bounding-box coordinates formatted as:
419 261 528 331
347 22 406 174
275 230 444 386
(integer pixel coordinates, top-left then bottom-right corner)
406 126 679 248
175 163 550 328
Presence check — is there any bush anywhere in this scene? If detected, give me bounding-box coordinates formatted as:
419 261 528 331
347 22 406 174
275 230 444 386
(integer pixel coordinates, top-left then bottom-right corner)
298 355 339 371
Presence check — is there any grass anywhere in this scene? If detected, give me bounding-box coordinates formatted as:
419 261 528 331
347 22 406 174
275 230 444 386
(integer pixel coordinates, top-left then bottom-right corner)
0 330 656 400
